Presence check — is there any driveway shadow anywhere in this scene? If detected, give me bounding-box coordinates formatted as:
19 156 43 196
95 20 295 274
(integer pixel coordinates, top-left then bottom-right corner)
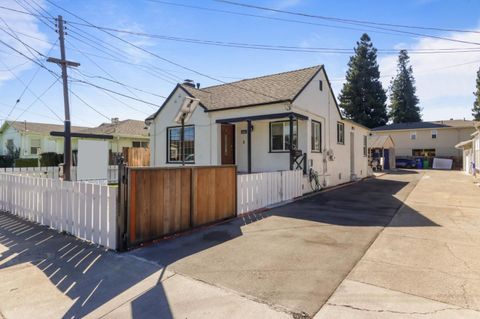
0 212 173 319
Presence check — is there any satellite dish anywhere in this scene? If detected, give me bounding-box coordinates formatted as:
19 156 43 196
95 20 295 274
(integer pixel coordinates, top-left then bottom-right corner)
174 97 200 124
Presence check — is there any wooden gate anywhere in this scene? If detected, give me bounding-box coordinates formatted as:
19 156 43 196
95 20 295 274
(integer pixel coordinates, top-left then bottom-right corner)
118 165 236 249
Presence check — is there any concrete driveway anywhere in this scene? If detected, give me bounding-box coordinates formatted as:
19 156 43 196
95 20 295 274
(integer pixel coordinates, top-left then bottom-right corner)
130 170 426 317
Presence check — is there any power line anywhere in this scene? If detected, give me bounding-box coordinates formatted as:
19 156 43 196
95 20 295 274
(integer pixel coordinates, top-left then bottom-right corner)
73 69 167 99
44 0 294 102
4 78 61 131
69 89 111 121
220 1 480 35
68 77 164 108
0 17 60 121
67 23 480 55
66 38 167 103
215 0 480 46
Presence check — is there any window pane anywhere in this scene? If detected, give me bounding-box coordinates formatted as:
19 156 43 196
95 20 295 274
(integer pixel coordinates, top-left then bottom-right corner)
311 122 321 151
271 123 284 151
168 126 195 162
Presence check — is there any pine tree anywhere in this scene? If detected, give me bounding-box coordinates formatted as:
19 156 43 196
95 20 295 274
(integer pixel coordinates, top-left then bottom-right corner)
389 50 421 123
339 33 388 128
472 67 480 121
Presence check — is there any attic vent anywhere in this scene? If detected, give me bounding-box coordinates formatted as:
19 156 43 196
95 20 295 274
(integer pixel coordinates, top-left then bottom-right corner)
319 80 323 91
183 79 196 88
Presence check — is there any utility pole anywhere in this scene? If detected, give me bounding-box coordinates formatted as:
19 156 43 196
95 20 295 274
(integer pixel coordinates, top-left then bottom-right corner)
47 15 79 181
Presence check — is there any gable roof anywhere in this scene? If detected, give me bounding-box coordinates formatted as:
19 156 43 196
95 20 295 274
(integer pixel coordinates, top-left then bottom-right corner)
147 65 327 121
1 121 88 135
181 65 322 111
372 120 476 131
80 119 149 138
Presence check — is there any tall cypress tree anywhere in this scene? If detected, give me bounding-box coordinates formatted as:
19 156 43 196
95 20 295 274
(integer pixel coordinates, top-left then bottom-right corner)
472 67 480 121
339 33 388 128
389 50 421 123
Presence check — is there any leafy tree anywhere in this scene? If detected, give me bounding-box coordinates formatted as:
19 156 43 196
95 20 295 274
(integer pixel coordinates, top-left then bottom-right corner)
339 33 388 128
472 67 480 121
389 50 421 123
6 143 20 159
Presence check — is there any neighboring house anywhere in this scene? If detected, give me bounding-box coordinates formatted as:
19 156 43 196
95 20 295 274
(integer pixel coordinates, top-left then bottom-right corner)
0 119 149 159
455 123 480 175
80 118 150 153
0 121 89 159
147 65 369 188
372 120 476 167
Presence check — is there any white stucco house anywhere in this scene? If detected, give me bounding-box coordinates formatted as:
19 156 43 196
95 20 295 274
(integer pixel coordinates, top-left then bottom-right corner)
0 119 149 160
146 65 369 189
455 122 480 175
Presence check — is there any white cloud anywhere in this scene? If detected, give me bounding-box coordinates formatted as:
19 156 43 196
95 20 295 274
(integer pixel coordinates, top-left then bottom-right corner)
0 0 50 85
378 27 480 120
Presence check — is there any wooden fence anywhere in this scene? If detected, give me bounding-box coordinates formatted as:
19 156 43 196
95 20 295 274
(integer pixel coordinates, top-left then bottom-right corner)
120 165 236 248
0 166 119 183
237 170 303 215
124 147 150 167
0 173 118 249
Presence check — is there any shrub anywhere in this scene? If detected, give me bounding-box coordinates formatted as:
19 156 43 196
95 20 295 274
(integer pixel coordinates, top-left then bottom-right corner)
14 158 39 168
40 152 63 167
0 155 14 168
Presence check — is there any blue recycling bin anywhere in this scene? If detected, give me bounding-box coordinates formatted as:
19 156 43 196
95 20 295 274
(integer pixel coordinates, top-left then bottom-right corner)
416 158 423 169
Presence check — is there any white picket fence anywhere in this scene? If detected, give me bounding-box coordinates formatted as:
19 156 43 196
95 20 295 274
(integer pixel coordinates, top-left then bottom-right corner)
0 166 119 183
237 170 303 215
0 173 117 249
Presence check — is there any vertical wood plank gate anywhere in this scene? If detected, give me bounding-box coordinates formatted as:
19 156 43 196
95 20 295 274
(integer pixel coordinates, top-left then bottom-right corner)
118 165 237 249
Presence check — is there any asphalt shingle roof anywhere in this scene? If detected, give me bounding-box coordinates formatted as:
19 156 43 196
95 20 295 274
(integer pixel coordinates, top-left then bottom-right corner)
2 120 148 138
80 119 149 137
180 65 323 110
4 121 88 135
372 120 476 131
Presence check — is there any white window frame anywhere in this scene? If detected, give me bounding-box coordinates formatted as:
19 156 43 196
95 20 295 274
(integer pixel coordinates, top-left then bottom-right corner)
431 130 437 139
270 121 298 152
132 141 149 148
311 120 322 152
337 122 345 145
30 138 41 155
410 131 417 140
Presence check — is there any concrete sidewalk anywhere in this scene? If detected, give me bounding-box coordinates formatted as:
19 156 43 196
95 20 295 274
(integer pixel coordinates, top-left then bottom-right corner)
315 170 480 318
0 212 289 319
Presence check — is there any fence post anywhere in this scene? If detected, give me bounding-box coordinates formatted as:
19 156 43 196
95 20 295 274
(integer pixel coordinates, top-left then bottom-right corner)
117 161 128 250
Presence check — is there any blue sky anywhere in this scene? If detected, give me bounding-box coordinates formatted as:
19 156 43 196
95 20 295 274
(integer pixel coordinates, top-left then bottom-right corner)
1 0 480 127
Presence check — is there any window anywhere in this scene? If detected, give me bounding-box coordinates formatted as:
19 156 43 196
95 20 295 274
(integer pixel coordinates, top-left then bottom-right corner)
431 130 437 139
319 80 323 91
30 138 41 155
167 126 195 163
363 135 368 156
311 120 322 152
337 122 345 144
132 141 149 148
410 131 417 140
270 121 297 152
412 149 436 157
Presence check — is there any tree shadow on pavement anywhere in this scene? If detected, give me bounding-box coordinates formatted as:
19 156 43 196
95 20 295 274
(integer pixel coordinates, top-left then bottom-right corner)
0 212 174 319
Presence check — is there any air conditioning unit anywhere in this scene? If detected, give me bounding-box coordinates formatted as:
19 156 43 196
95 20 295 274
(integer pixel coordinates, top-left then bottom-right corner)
326 149 335 161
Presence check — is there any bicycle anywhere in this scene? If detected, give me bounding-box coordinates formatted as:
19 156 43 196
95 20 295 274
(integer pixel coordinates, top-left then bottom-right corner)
309 168 322 191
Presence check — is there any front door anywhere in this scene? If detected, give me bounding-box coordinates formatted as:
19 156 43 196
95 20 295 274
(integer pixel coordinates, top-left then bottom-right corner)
221 124 235 164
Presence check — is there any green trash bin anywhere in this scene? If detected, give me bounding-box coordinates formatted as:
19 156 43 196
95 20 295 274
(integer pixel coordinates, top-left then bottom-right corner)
423 159 429 169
